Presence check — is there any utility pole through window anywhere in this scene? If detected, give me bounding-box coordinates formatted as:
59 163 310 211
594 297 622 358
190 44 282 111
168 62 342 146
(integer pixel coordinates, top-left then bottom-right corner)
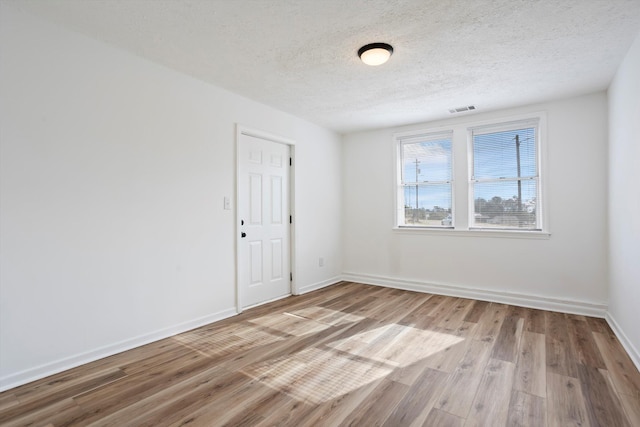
515 134 522 212
414 158 420 222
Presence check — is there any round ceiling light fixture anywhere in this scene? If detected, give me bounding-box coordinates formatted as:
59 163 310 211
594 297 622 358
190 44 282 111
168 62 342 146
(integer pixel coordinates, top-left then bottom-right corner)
358 42 394 66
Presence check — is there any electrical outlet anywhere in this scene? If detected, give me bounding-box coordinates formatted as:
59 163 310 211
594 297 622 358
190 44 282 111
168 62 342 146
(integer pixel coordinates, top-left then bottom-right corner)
224 196 231 210
319 257 324 267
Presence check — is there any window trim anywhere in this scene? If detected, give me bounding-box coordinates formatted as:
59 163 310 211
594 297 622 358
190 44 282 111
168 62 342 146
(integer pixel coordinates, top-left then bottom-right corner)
393 111 549 238
468 117 542 232
392 226 551 239
395 129 454 229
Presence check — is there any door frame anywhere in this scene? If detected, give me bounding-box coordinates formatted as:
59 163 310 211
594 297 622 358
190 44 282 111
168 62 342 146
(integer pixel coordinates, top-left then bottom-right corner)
235 124 297 313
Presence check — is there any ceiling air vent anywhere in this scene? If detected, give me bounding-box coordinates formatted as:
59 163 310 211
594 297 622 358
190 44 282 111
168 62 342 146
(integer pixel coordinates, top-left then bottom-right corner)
448 105 476 114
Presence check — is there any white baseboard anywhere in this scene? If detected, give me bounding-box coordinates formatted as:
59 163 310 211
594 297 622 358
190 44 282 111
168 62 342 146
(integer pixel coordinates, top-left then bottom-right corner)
605 312 640 372
344 272 640 371
341 272 608 318
0 307 238 393
4 277 630 393
297 276 343 295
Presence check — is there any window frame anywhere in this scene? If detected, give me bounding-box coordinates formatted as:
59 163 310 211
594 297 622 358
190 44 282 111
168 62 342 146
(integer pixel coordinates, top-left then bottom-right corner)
468 118 543 232
393 112 549 239
394 129 454 229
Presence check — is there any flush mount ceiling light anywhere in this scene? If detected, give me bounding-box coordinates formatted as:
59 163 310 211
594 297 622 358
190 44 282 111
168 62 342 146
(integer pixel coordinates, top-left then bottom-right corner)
358 43 393 66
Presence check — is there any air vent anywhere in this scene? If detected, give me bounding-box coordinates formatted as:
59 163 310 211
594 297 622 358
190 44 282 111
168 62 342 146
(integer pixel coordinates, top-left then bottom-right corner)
448 105 476 114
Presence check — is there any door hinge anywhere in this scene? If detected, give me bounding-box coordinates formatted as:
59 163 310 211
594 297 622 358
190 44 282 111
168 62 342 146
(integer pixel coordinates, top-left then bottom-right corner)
290 272 293 281
289 157 292 166
289 215 292 224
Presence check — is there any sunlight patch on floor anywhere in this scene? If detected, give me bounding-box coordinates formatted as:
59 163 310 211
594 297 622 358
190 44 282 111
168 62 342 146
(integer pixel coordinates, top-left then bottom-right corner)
174 323 286 357
325 324 465 368
248 305 364 336
287 306 365 326
247 312 331 337
242 347 393 404
242 323 465 404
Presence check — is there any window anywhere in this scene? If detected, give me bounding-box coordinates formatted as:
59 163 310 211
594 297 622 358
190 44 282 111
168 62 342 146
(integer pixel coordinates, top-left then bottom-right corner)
397 131 453 227
470 119 541 230
394 114 547 237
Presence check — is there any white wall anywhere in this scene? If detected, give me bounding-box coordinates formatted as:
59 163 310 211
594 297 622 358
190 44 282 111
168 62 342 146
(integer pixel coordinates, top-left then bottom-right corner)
342 93 609 312
0 5 342 389
608 31 640 366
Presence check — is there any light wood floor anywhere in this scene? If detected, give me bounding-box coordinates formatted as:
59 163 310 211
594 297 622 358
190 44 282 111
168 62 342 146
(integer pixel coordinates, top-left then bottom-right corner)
1 282 639 426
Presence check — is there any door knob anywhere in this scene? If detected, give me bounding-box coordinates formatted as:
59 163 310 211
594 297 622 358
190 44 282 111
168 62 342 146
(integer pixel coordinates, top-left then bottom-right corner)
241 232 247 238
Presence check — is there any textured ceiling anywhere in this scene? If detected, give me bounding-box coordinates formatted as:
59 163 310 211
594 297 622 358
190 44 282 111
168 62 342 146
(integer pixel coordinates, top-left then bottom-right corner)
8 0 640 133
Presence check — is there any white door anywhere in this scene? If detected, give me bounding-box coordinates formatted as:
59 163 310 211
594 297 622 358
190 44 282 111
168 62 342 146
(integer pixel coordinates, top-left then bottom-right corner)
238 132 291 309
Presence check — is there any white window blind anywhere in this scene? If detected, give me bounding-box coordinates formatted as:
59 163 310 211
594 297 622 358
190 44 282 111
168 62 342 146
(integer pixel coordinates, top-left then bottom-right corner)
470 120 540 230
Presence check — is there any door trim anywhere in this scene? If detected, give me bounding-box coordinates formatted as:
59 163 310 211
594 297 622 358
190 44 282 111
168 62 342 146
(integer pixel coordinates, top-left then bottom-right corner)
235 125 296 313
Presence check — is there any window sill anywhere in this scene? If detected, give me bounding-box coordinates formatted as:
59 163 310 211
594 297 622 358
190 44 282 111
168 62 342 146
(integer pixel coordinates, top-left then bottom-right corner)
393 226 551 240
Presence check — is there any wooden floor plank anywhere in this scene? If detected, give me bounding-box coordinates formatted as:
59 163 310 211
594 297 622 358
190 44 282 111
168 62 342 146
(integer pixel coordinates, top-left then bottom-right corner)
0 393 19 412
577 363 631 427
0 367 126 424
566 316 606 369
422 408 465 427
585 316 610 334
507 390 547 427
514 331 546 397
317 283 376 310
382 367 449 427
0 282 637 427
426 296 460 320
296 377 385 427
1 398 82 427
546 372 591 427
617 390 640 426
545 311 578 378
421 337 471 374
437 298 475 333
472 302 508 344
339 378 409 427
162 376 279 427
368 292 436 325
434 339 493 418
69 353 216 425
254 394 315 426
463 300 490 323
397 292 437 328
593 331 640 398
91 365 232 427
415 294 449 318
232 389 295 426
464 358 515 427
523 307 546 334
491 314 524 363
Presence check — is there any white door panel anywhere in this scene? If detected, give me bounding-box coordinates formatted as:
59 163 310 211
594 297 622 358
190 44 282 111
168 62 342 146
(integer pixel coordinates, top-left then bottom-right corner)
238 132 290 308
